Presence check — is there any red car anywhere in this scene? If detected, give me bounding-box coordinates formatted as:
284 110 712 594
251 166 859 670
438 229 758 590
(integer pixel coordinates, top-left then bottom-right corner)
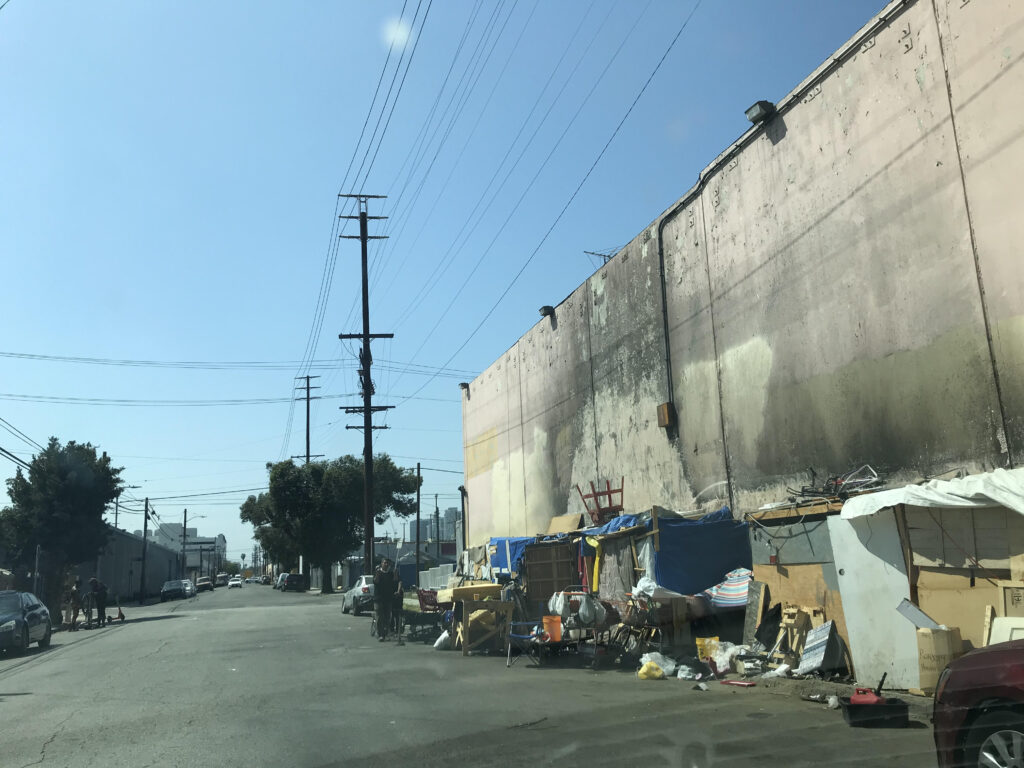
933 639 1024 768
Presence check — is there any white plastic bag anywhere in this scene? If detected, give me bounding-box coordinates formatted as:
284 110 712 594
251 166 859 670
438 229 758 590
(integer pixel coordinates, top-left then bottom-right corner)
634 576 659 599
547 592 568 618
433 629 451 650
761 663 791 678
710 641 750 674
640 651 677 677
577 595 606 627
676 665 700 680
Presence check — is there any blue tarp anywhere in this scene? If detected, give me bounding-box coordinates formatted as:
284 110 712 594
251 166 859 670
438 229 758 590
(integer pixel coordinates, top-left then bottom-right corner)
489 536 535 573
651 512 752 597
582 514 641 537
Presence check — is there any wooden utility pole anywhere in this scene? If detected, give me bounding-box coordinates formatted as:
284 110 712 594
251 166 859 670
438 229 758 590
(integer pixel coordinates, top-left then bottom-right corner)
291 375 323 465
338 194 392 574
415 462 421 579
138 498 149 604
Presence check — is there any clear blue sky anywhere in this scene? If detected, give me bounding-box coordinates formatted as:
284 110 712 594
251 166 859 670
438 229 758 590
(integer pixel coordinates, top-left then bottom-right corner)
0 0 884 561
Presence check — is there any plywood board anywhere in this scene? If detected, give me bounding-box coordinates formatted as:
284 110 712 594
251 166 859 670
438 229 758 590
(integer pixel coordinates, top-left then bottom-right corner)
750 563 850 671
915 567 1004 650
743 581 770 646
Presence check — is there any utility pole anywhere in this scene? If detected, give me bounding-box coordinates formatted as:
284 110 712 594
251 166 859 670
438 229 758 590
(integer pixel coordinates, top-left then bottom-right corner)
291 375 323 465
434 494 440 563
338 193 392 574
415 462 421 579
139 498 149 605
32 544 40 595
181 508 188 579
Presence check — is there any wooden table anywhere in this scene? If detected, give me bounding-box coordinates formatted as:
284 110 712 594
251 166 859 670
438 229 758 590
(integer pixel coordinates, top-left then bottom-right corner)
457 600 514 656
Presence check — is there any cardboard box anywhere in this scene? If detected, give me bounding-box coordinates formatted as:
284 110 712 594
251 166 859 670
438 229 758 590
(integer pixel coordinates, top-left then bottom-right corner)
917 627 964 693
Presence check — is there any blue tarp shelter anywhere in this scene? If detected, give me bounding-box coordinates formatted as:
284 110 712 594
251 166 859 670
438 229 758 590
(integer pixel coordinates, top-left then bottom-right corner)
488 536 535 574
650 511 752 597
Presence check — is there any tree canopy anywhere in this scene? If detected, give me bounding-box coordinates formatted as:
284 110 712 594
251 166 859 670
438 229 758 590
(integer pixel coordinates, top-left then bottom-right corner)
239 454 419 589
0 438 122 608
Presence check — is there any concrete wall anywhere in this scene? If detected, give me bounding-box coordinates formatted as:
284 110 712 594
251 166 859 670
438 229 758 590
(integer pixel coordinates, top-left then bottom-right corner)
73 528 181 601
462 0 1024 545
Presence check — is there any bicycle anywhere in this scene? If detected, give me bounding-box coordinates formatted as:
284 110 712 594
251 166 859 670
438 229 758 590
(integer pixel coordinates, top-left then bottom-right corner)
369 601 405 644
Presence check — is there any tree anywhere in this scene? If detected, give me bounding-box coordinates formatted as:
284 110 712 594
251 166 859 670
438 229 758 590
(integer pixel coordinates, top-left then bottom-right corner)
239 454 419 594
220 559 241 575
0 438 121 613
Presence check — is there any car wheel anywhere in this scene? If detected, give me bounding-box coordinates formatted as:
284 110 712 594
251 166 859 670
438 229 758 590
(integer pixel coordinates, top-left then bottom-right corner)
38 621 51 649
353 602 361 617
18 625 30 655
342 598 350 614
964 711 1024 768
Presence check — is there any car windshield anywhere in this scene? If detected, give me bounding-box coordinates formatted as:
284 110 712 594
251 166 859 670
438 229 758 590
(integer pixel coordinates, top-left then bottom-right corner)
3 2 1018 766
0 594 21 614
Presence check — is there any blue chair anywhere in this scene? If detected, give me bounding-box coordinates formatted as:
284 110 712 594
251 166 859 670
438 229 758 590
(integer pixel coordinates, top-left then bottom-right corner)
507 620 544 668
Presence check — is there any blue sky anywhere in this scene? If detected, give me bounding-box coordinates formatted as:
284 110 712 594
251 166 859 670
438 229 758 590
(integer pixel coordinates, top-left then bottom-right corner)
0 0 884 561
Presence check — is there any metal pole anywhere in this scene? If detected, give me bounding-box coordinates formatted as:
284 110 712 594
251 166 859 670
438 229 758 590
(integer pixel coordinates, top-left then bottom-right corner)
32 544 40 595
181 508 187 579
434 494 440 562
114 492 120 530
138 498 149 605
305 375 311 464
415 462 421 583
459 485 467 552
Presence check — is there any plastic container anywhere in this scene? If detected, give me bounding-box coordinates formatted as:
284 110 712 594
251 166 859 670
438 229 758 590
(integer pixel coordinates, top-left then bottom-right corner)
838 696 909 728
543 615 562 642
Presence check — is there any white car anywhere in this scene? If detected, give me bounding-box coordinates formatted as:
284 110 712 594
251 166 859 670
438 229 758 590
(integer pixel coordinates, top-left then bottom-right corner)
228 576 243 589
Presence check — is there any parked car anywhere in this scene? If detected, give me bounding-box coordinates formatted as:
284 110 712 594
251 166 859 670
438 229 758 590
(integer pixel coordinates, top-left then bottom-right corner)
196 576 214 593
341 576 374 616
281 573 307 592
182 580 196 597
0 590 51 654
933 639 1024 768
160 580 188 601
228 576 243 589
261 575 271 585
274 573 289 590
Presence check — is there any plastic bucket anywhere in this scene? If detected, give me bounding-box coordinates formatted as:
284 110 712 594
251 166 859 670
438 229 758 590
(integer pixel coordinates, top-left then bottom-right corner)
543 615 562 642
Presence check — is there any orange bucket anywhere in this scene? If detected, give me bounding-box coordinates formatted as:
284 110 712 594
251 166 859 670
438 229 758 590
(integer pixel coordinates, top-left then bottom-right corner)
542 615 562 642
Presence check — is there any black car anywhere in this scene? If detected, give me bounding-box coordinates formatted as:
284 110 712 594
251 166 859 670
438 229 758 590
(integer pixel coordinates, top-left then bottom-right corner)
160 580 188 601
0 590 52 655
281 573 307 592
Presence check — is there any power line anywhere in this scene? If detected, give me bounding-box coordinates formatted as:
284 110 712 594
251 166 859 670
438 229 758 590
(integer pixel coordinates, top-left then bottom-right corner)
0 416 44 451
146 487 269 501
0 443 31 470
0 391 456 407
399 0 704 403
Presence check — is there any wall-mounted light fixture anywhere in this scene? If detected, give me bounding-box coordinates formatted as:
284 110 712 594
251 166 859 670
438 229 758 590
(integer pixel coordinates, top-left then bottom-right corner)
745 100 775 124
458 382 469 391
539 305 555 318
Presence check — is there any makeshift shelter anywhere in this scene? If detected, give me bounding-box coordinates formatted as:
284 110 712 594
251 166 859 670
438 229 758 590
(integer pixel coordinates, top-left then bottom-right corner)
651 511 752 597
831 467 1024 690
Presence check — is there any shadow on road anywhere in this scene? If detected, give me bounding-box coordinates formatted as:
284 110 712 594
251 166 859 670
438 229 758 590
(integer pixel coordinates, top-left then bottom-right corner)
0 692 32 703
124 615 183 625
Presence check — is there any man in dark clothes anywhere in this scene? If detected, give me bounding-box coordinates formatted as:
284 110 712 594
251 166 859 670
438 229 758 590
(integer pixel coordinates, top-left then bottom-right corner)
90 577 108 628
372 558 397 641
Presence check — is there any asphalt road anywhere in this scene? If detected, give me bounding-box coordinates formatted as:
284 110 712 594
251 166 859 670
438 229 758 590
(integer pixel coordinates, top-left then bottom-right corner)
0 585 940 767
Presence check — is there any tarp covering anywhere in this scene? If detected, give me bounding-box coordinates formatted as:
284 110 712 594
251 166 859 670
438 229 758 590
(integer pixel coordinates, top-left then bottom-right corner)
652 516 752 597
488 537 534 573
582 514 641 537
841 468 1024 519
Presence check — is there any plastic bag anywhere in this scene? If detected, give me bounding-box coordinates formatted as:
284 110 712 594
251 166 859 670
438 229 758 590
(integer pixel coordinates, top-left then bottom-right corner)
433 629 451 650
761 663 791 678
548 592 568 618
677 665 700 680
640 652 677 677
634 576 659 599
637 661 665 680
577 595 607 627
710 641 750 674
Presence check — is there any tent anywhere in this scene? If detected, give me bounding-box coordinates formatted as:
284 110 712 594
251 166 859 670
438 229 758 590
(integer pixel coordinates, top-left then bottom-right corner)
652 514 752 596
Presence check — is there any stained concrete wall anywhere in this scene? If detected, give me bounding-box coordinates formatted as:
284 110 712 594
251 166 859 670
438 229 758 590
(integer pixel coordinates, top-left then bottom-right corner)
463 0 1023 545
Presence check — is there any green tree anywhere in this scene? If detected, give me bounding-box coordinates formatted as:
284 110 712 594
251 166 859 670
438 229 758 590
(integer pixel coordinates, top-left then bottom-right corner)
239 454 419 594
0 438 122 613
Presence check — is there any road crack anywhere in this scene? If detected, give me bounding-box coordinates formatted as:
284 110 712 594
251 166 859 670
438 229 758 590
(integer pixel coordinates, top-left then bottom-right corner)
19 712 74 768
138 638 169 661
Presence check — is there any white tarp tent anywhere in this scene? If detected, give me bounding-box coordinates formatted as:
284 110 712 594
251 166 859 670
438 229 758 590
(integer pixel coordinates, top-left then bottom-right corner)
841 467 1024 519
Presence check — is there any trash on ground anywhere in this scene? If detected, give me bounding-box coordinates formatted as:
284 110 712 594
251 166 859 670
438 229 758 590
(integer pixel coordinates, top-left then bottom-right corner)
639 651 677 677
637 661 665 680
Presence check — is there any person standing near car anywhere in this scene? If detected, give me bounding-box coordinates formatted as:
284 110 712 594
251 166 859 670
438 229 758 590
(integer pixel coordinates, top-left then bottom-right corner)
372 558 397 642
90 577 108 628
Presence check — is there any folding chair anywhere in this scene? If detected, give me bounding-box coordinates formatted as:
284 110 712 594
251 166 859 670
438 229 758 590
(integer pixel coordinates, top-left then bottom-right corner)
506 621 543 668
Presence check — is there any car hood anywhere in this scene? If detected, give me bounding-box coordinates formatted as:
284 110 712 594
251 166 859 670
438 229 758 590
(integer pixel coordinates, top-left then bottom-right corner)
0 611 22 624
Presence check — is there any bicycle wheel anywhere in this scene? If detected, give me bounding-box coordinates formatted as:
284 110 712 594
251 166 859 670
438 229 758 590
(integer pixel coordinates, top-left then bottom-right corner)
370 611 377 637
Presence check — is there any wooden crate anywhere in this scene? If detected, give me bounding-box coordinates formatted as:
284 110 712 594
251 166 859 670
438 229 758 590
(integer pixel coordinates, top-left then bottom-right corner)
523 540 578 614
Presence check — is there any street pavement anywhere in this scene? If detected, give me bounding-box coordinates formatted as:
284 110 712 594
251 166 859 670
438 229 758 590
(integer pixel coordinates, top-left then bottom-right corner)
0 585 940 767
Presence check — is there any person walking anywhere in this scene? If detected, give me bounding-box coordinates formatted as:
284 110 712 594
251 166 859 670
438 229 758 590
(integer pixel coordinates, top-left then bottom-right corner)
372 558 398 642
90 577 108 628
69 579 82 631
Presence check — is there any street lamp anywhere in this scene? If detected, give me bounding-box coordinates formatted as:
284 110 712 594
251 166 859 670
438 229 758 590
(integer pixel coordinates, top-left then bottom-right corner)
181 512 206 579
